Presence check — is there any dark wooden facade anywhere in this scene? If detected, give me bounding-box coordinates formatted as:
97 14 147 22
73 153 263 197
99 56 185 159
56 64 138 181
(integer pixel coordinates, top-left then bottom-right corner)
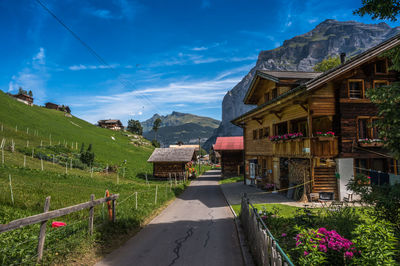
12 93 33 105
97 119 124 131
153 162 186 178
232 36 400 200
220 150 244 177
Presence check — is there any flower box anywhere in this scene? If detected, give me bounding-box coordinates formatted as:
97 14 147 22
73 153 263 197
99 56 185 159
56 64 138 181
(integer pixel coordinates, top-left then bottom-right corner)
318 136 334 141
359 142 384 147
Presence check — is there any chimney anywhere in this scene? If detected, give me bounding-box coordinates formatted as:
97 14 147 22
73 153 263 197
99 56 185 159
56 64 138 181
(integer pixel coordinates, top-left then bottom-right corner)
340 52 346 64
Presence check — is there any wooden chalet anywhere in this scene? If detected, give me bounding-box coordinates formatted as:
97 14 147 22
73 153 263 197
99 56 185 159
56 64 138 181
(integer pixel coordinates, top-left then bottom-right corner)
232 34 400 200
147 147 196 178
12 93 33 106
45 102 71 113
213 136 244 177
97 119 124 131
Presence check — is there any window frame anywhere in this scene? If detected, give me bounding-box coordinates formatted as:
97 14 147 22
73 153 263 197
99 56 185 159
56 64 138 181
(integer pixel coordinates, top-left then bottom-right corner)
373 80 389 88
347 79 365 99
356 116 380 140
374 59 388 75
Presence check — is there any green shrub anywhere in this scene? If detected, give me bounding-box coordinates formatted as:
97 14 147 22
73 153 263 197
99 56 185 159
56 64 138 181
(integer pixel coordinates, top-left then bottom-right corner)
351 219 397 265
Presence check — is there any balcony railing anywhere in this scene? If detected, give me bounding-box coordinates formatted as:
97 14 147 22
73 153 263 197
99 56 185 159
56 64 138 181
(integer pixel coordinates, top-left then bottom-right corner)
272 137 338 158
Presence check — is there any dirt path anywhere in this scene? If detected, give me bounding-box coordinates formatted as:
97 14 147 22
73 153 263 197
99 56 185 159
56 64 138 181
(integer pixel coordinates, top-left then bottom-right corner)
96 170 244 266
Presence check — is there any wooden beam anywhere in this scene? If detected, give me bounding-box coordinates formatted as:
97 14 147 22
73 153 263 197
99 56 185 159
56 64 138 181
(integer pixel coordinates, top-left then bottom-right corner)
0 194 119 233
253 117 264 125
271 111 282 120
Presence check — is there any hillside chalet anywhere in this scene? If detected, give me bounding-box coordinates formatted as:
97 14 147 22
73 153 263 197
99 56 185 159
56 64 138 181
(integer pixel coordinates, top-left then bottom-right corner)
148 147 196 178
97 119 124 130
12 93 33 106
232 34 400 200
213 136 244 177
45 102 71 113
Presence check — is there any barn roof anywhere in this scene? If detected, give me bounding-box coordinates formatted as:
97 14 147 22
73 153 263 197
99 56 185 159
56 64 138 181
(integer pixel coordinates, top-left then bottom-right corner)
169 144 200 151
213 136 244 151
147 148 195 163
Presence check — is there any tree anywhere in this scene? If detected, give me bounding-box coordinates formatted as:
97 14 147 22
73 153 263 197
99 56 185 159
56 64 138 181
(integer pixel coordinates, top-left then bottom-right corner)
354 0 400 21
355 1 400 159
313 56 341 72
152 118 162 141
28 90 33 97
127 119 143 135
151 139 160 148
18 87 27 95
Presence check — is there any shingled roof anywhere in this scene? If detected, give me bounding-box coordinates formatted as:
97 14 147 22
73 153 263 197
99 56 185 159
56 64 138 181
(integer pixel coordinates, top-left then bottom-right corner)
147 148 195 163
213 136 244 151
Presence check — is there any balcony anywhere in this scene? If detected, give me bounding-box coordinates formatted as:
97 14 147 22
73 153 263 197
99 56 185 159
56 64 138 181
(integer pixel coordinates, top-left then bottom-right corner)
272 137 338 158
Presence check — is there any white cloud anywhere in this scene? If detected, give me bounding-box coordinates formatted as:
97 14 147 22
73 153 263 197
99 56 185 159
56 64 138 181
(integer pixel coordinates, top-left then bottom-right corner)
8 47 49 101
86 0 141 20
68 63 120 71
308 18 318 24
191 46 208 51
138 111 143 115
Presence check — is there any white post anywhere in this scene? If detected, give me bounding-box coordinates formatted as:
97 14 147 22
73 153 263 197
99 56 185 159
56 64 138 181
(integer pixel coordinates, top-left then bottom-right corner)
26 128 29 134
26 140 29 147
91 168 93 178
1 123 3 132
15 125 17 132
117 172 119 184
123 167 125 179
135 192 138 210
41 159 44 171
9 174 14 205
1 149 4 165
75 142 78 150
23 155 26 168
106 164 109 174
11 139 14 153
145 173 149 186
174 173 177 186
40 140 43 147
70 158 72 169
65 162 68 174
49 134 52 146
52 154 55 164
32 148 34 158
155 185 158 204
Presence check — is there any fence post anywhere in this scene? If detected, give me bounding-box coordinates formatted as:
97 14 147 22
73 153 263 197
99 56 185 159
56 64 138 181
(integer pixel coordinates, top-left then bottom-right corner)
1 149 4 165
89 194 95 235
154 185 158 205
112 198 116 223
23 155 26 168
135 192 138 210
37 196 51 262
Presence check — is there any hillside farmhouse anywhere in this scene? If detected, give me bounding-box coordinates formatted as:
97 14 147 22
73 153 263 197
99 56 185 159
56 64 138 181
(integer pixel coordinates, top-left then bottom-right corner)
45 102 71 113
232 34 400 201
213 136 244 177
148 147 196 178
98 119 124 130
11 93 33 106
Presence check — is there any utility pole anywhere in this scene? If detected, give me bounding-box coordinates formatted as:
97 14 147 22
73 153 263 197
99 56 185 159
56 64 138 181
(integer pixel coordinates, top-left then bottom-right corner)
198 137 201 175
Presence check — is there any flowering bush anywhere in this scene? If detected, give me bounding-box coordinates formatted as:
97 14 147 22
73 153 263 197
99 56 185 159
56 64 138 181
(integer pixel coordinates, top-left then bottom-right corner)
294 227 358 265
316 131 335 137
265 183 275 191
269 132 304 142
185 161 197 178
346 173 371 196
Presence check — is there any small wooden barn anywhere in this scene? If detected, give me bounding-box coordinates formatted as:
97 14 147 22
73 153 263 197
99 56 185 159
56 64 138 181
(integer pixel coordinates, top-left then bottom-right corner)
148 147 196 178
12 93 33 106
45 102 71 113
97 119 124 130
213 136 244 177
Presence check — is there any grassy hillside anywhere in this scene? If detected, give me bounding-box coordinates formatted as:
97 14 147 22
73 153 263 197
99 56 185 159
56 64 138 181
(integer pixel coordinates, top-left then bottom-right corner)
0 91 188 265
141 111 220 132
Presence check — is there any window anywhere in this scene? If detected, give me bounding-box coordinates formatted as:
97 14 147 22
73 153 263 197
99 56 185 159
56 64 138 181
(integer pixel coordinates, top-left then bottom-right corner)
375 60 387 74
274 122 288 136
291 119 308 136
272 88 278 99
357 117 380 139
264 93 270 103
348 80 364 99
259 128 264 139
264 127 270 138
253 129 258 140
358 118 369 139
373 80 389 88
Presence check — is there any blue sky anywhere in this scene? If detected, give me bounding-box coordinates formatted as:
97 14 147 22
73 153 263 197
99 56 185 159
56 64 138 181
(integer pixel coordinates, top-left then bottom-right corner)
0 0 397 124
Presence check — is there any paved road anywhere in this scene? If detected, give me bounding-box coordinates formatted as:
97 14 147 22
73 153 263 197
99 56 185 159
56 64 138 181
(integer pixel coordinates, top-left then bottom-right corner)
96 170 244 266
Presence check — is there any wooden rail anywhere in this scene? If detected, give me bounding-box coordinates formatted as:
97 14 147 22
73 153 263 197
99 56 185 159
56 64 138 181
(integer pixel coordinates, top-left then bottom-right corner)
0 192 119 261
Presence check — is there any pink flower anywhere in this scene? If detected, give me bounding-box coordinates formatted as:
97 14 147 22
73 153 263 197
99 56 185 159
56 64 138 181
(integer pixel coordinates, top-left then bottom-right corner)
319 244 327 252
281 233 287 237
367 176 371 179
345 251 354 259
304 251 309 256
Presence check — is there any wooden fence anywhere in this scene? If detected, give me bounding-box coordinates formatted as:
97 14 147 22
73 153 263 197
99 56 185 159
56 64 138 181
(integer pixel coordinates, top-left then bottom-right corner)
0 192 119 261
240 194 294 266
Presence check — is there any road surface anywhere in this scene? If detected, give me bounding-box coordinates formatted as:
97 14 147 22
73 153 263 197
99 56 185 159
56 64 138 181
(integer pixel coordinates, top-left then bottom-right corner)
96 170 244 266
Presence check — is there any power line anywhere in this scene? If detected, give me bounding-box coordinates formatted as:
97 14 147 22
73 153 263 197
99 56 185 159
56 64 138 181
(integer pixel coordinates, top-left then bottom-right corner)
34 0 162 115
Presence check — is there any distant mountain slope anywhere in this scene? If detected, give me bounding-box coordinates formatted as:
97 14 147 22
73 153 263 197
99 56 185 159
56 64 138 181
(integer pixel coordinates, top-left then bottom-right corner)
143 123 215 148
141 111 220 133
204 19 400 151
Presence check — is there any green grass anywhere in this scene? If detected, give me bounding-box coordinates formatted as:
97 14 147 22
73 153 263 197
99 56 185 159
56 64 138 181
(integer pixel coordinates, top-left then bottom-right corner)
0 91 190 264
231 203 299 217
219 176 243 184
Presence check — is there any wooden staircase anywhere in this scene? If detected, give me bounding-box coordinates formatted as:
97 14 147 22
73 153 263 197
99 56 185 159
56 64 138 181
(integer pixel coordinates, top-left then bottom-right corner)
313 166 338 199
